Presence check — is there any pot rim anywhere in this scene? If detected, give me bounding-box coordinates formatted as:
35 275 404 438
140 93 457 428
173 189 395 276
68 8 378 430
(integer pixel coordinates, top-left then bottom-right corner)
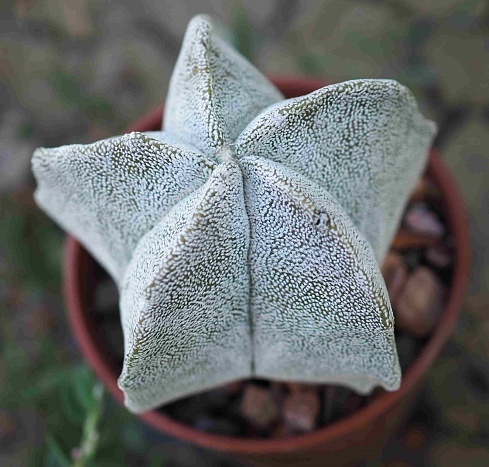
64 76 471 455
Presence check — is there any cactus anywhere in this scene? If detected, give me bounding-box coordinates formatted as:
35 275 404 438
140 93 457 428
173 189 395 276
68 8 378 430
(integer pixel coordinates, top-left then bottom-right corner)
32 15 436 413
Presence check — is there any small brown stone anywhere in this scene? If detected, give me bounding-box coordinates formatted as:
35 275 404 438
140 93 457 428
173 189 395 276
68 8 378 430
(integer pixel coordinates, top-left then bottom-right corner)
381 253 408 305
282 386 320 432
394 267 446 337
285 382 300 394
240 384 278 429
425 241 454 269
0 410 15 438
404 204 445 238
402 425 428 450
285 382 316 394
392 229 439 251
220 381 244 395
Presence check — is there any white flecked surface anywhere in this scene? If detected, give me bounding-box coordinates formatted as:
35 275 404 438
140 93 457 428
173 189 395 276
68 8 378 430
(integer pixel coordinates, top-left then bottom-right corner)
32 15 436 412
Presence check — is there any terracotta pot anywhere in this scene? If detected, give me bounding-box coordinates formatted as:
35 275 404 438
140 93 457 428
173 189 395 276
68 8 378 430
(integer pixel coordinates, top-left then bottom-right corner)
64 77 470 465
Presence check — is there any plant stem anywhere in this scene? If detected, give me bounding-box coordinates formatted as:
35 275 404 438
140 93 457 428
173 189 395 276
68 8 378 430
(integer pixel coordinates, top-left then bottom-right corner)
73 382 104 466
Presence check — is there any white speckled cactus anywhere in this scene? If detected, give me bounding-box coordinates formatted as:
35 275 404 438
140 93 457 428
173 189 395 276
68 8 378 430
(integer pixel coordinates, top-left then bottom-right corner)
32 15 436 413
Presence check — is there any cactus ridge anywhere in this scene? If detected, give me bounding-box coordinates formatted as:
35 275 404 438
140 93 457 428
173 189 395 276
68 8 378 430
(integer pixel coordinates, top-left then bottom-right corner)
32 15 436 412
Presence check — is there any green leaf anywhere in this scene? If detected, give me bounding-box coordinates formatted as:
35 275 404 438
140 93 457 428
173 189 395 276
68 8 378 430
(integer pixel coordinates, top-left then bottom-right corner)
21 367 75 400
49 70 87 108
231 1 254 62
0 195 63 293
60 383 86 424
297 52 324 77
120 420 147 452
45 434 71 467
49 70 113 120
16 122 35 140
73 366 97 412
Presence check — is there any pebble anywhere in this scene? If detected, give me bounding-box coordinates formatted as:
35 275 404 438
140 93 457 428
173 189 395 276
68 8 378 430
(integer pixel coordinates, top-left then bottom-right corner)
392 228 439 251
285 382 315 394
394 267 447 337
240 384 278 430
220 381 244 395
0 410 15 439
425 241 454 269
404 204 445 238
381 253 409 305
282 386 320 432
270 381 286 401
402 425 428 450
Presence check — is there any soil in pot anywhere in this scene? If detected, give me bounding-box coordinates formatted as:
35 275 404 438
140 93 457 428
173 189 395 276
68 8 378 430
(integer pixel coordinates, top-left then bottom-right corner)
90 170 453 440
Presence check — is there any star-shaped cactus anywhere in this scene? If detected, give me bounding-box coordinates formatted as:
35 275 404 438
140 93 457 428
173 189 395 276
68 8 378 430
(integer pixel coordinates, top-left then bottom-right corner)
32 15 436 413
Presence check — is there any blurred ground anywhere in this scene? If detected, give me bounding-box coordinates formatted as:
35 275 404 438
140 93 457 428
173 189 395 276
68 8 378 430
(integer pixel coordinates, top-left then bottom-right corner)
1 0 488 465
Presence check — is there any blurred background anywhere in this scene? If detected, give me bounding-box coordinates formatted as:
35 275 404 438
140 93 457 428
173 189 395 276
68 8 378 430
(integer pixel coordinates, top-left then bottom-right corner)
1 0 488 465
